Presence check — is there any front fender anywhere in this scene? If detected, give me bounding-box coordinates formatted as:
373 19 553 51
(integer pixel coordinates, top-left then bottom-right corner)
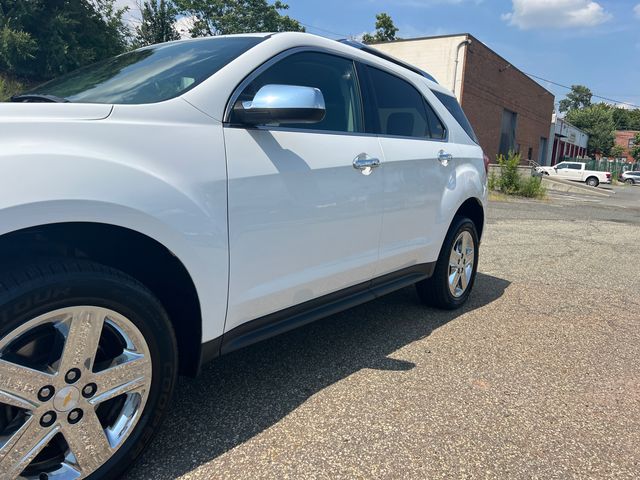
0 102 229 341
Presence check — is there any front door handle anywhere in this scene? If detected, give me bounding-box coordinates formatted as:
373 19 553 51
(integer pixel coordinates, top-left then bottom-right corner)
353 153 381 176
438 150 453 166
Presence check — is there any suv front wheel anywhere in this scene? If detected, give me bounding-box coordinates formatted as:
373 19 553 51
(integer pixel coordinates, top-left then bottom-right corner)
0 260 177 480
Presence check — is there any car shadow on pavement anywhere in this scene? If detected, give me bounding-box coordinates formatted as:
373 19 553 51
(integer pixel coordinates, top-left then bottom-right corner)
126 272 510 479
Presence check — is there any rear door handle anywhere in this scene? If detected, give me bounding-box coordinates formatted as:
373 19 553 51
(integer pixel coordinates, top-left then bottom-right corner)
438 150 453 166
353 154 381 175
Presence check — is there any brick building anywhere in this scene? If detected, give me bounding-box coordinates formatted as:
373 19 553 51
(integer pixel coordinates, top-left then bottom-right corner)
371 34 555 164
614 130 639 163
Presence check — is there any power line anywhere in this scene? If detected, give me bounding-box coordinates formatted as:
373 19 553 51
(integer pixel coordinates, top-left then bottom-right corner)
524 72 640 109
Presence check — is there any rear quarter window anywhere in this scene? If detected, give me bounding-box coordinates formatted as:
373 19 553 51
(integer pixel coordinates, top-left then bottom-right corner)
431 90 479 144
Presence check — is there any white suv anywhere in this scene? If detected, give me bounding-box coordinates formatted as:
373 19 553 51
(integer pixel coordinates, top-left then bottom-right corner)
0 32 486 479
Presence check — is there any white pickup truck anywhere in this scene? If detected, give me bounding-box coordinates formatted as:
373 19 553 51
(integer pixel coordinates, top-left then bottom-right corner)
537 161 611 187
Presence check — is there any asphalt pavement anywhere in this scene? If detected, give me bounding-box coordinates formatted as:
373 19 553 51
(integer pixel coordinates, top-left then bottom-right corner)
126 184 640 480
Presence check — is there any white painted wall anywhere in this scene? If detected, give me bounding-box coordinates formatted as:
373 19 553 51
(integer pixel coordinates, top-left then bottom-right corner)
371 35 469 100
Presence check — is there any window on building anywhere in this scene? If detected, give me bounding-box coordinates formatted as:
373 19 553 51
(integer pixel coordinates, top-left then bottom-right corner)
527 147 533 160
629 138 636 149
498 109 517 156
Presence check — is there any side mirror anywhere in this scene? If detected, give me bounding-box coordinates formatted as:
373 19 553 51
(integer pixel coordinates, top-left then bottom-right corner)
233 84 326 126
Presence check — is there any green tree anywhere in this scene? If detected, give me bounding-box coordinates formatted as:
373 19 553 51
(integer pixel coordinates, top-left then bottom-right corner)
175 0 304 36
558 84 592 113
565 103 615 156
135 0 180 46
0 0 131 81
0 18 36 73
630 132 640 164
609 144 625 159
362 12 398 44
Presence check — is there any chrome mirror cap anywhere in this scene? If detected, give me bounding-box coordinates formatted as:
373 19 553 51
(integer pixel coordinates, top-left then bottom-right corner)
243 84 325 111
234 84 326 125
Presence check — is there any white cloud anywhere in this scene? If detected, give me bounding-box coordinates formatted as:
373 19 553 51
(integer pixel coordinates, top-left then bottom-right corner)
114 0 141 26
503 0 612 30
174 16 197 39
616 102 634 110
634 4 640 18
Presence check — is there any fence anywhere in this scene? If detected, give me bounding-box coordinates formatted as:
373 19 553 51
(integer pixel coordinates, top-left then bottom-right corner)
563 157 639 180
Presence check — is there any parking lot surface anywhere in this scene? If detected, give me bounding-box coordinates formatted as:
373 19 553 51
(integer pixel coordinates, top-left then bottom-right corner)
127 185 640 479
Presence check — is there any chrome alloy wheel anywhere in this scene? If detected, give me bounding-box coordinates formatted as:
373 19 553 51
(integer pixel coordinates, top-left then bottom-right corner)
448 230 475 298
0 307 152 480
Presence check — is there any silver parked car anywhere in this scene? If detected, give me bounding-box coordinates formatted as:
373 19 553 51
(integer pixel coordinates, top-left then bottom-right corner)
620 171 640 184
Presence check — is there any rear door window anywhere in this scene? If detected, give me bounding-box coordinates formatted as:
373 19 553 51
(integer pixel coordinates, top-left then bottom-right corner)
361 64 445 140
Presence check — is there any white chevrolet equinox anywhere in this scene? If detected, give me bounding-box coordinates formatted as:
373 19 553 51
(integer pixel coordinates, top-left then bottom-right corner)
0 32 487 479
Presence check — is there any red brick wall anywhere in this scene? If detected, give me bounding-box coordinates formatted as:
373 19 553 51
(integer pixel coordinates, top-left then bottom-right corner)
460 36 554 164
614 130 639 163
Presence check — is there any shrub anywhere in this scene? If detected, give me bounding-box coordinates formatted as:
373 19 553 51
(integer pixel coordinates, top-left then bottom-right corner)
488 171 498 191
0 74 24 101
518 176 547 199
497 151 521 194
488 151 547 199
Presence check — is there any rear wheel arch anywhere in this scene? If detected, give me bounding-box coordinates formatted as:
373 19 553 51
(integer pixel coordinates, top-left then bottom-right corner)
0 222 203 376
586 176 599 187
453 197 485 240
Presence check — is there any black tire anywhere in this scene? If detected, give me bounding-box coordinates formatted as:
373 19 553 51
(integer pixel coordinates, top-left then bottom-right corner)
416 216 479 310
586 176 599 187
626 178 634 185
0 259 178 480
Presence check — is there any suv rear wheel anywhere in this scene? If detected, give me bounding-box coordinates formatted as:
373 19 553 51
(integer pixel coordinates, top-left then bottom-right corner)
416 217 479 310
0 260 177 480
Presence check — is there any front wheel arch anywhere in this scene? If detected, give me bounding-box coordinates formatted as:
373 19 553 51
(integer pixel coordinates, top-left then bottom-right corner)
0 222 203 377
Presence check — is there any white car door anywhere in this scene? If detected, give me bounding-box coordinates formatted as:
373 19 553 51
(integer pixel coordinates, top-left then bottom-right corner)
357 63 452 275
554 162 572 179
566 163 584 181
223 51 385 331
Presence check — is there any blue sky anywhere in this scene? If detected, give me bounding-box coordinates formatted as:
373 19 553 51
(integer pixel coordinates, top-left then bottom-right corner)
282 0 640 110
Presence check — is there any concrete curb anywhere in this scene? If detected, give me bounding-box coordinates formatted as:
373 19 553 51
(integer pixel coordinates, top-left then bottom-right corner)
541 177 612 197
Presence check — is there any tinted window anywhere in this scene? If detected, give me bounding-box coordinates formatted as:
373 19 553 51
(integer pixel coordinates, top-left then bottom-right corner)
568 163 582 170
432 90 479 144
556 163 567 169
365 65 445 139
233 52 363 133
25 37 264 104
